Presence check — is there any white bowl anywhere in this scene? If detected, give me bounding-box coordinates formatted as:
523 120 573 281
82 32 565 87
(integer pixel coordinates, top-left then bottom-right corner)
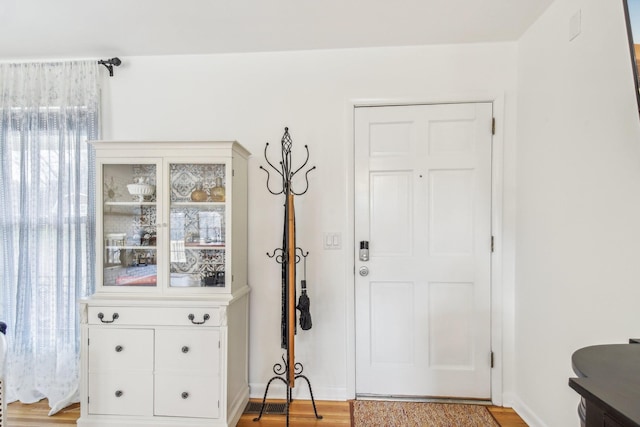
127 183 155 201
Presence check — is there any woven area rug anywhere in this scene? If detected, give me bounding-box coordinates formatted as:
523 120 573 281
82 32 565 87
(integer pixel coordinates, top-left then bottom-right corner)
350 400 499 427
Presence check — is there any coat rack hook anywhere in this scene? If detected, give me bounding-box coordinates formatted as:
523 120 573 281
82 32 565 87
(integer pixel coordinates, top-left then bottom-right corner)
261 127 316 196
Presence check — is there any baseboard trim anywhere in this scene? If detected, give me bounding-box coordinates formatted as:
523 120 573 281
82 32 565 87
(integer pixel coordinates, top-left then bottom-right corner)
510 396 548 427
249 382 347 401
227 386 250 426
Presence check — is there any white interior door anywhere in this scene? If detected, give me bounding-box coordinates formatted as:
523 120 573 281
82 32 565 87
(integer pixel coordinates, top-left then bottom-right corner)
354 103 493 399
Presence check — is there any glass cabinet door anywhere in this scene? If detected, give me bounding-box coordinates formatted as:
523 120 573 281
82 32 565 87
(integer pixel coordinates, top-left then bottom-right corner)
101 163 158 287
168 162 226 288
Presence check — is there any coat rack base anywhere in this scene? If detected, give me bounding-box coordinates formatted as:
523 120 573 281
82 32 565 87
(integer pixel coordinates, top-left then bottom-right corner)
253 359 323 426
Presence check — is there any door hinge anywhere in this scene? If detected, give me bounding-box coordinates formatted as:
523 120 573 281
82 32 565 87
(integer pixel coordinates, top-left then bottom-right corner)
491 117 496 135
491 236 494 252
218 340 221 349
490 351 494 368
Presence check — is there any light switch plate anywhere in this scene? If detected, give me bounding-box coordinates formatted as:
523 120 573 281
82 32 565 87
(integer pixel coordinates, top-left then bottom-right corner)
323 232 341 249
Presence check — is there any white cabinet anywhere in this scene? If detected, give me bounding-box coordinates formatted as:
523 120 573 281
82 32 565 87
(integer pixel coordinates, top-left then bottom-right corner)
79 141 250 427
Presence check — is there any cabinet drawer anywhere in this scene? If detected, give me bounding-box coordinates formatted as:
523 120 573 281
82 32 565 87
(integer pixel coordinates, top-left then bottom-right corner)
88 306 221 326
88 328 153 372
154 374 220 418
156 329 220 374
88 372 153 416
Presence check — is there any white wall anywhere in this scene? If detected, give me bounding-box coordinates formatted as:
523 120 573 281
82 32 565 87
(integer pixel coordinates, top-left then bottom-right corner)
101 43 518 401
515 0 640 425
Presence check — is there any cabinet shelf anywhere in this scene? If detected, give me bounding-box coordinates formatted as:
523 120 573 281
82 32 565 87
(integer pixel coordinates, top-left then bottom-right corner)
105 201 157 207
184 243 225 249
171 201 225 208
105 245 158 250
105 263 156 268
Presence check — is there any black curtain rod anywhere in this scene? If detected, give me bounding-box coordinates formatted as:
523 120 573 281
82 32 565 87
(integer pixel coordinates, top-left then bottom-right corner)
98 57 121 77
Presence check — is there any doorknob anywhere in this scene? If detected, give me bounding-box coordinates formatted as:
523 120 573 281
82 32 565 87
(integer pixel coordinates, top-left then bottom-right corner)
359 266 369 276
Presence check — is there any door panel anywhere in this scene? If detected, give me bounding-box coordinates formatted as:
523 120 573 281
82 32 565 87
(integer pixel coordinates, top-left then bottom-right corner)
355 103 492 399
429 169 474 255
369 281 414 365
370 172 413 256
428 281 474 368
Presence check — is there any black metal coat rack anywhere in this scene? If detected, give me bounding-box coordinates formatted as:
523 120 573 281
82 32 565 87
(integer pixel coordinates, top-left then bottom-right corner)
253 127 322 426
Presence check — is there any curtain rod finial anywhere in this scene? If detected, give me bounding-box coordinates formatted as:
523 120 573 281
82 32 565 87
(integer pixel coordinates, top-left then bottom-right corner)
98 57 121 77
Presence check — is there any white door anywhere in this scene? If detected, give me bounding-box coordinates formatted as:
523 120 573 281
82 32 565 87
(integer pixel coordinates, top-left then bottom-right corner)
354 103 493 399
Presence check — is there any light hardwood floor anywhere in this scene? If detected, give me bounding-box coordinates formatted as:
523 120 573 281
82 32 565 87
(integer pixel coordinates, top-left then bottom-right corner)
7 398 528 426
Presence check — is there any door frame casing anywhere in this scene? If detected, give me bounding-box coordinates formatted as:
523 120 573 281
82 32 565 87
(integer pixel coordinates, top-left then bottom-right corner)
344 94 507 406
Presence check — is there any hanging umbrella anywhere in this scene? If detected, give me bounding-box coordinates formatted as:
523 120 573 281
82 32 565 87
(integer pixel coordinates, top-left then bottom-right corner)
296 255 312 330
297 280 312 330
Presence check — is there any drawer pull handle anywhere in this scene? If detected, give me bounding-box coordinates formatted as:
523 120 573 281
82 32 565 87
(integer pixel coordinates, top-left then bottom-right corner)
98 312 119 323
115 345 123 352
188 313 210 325
182 346 190 353
181 392 189 399
115 390 123 398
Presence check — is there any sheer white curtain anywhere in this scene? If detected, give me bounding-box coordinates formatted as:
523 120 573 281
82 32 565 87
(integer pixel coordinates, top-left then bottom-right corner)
0 61 99 414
